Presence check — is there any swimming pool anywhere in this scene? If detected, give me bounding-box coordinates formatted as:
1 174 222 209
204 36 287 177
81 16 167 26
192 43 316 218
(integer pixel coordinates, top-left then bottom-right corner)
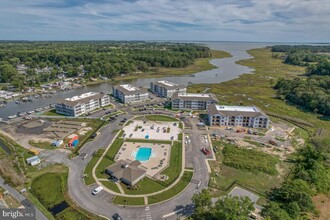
135 147 152 162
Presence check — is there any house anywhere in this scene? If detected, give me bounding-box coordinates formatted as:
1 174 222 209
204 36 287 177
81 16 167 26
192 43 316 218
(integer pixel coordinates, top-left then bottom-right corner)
55 92 110 117
26 156 40 166
150 80 186 98
105 160 147 186
208 104 270 128
171 92 218 110
112 84 149 104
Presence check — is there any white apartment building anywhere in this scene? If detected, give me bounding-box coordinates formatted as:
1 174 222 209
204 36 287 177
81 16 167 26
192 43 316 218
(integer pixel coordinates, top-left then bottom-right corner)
208 104 270 128
171 92 218 110
150 80 186 98
55 92 110 117
112 84 149 104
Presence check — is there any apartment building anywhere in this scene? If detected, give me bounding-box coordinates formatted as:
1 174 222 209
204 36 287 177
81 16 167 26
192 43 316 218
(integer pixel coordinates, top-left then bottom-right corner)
208 104 269 128
150 80 186 98
55 92 110 117
112 84 149 104
171 92 218 110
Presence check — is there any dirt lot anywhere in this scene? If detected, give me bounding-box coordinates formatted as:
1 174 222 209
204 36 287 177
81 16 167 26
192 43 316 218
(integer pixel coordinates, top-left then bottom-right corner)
1 119 92 150
209 122 299 160
312 194 330 220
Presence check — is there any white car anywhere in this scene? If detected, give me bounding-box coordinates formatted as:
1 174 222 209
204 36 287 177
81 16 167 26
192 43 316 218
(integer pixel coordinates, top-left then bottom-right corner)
92 186 104 195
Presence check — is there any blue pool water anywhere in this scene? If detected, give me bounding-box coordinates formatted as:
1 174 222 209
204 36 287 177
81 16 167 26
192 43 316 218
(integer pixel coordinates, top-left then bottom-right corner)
135 147 152 162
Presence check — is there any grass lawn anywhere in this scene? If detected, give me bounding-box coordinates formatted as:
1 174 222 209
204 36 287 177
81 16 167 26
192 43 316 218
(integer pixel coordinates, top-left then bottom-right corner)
160 141 182 186
100 181 120 193
28 165 104 220
137 115 178 122
121 177 165 195
28 140 56 150
84 149 105 185
148 171 193 204
209 165 282 199
112 196 145 206
41 109 64 117
95 138 124 179
222 142 279 175
124 138 172 144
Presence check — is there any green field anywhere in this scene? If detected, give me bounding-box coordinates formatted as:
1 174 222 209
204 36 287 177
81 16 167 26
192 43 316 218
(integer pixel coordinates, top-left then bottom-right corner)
121 177 165 195
148 171 193 204
29 167 104 220
112 196 145 206
41 109 64 117
28 140 56 150
160 141 182 185
222 142 279 175
84 149 105 185
100 181 120 193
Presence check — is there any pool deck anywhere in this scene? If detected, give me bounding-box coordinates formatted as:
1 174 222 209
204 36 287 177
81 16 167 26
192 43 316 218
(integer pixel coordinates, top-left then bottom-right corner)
123 120 181 141
115 141 171 177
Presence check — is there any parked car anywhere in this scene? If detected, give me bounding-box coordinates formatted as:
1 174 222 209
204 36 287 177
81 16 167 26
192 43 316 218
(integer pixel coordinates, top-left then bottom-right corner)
92 186 104 195
112 213 122 220
201 148 211 156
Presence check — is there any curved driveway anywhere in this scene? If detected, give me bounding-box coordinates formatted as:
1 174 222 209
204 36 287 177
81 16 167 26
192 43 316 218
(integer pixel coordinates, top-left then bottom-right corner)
67 111 210 219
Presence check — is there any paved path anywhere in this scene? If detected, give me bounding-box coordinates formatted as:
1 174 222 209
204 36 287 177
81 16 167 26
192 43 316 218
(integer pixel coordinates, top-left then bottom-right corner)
0 177 48 220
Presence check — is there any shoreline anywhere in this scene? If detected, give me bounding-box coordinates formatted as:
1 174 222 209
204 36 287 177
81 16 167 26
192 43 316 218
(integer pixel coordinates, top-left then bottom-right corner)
1 49 232 103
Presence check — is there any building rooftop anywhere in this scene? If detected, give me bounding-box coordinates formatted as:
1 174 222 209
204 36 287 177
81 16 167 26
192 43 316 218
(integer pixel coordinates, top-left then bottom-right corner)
172 92 218 102
57 92 107 107
106 159 146 184
208 104 267 117
152 80 186 90
113 84 148 95
215 105 259 112
120 84 138 92
65 92 99 101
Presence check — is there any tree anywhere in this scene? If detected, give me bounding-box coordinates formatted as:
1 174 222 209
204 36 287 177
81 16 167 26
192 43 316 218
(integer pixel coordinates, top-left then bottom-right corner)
261 202 292 220
212 196 254 220
192 189 212 219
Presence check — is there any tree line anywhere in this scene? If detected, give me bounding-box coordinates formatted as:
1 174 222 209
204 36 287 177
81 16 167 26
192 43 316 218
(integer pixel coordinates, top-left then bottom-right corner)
275 76 330 116
0 41 211 89
271 45 330 67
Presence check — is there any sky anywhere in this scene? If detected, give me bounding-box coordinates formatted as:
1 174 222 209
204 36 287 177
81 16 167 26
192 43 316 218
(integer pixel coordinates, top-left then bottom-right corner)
0 0 329 42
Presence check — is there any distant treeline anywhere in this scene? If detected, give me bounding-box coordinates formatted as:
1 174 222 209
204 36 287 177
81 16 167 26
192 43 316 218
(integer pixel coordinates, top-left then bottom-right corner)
0 41 211 89
272 45 330 67
272 45 330 116
275 76 330 116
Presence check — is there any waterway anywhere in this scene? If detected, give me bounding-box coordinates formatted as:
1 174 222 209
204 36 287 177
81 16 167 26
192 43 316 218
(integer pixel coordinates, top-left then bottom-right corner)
0 42 274 120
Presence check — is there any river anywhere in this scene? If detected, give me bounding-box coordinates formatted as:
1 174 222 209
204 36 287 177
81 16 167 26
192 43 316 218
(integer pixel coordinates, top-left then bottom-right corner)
0 41 274 120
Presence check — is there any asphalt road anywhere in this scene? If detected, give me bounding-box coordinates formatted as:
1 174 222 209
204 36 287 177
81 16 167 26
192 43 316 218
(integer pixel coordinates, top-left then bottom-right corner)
5 103 209 220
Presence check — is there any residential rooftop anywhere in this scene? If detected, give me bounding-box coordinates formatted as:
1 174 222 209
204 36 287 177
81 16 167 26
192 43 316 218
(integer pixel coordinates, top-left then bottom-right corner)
215 105 260 112
57 92 107 107
172 92 219 102
65 92 99 101
120 84 138 92
208 104 267 117
152 80 185 89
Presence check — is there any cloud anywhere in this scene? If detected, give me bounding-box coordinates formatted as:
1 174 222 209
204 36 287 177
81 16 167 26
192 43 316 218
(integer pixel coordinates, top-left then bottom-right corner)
0 0 329 42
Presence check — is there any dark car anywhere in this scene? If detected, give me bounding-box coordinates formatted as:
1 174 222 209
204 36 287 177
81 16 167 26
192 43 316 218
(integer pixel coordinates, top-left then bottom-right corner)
112 213 122 220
